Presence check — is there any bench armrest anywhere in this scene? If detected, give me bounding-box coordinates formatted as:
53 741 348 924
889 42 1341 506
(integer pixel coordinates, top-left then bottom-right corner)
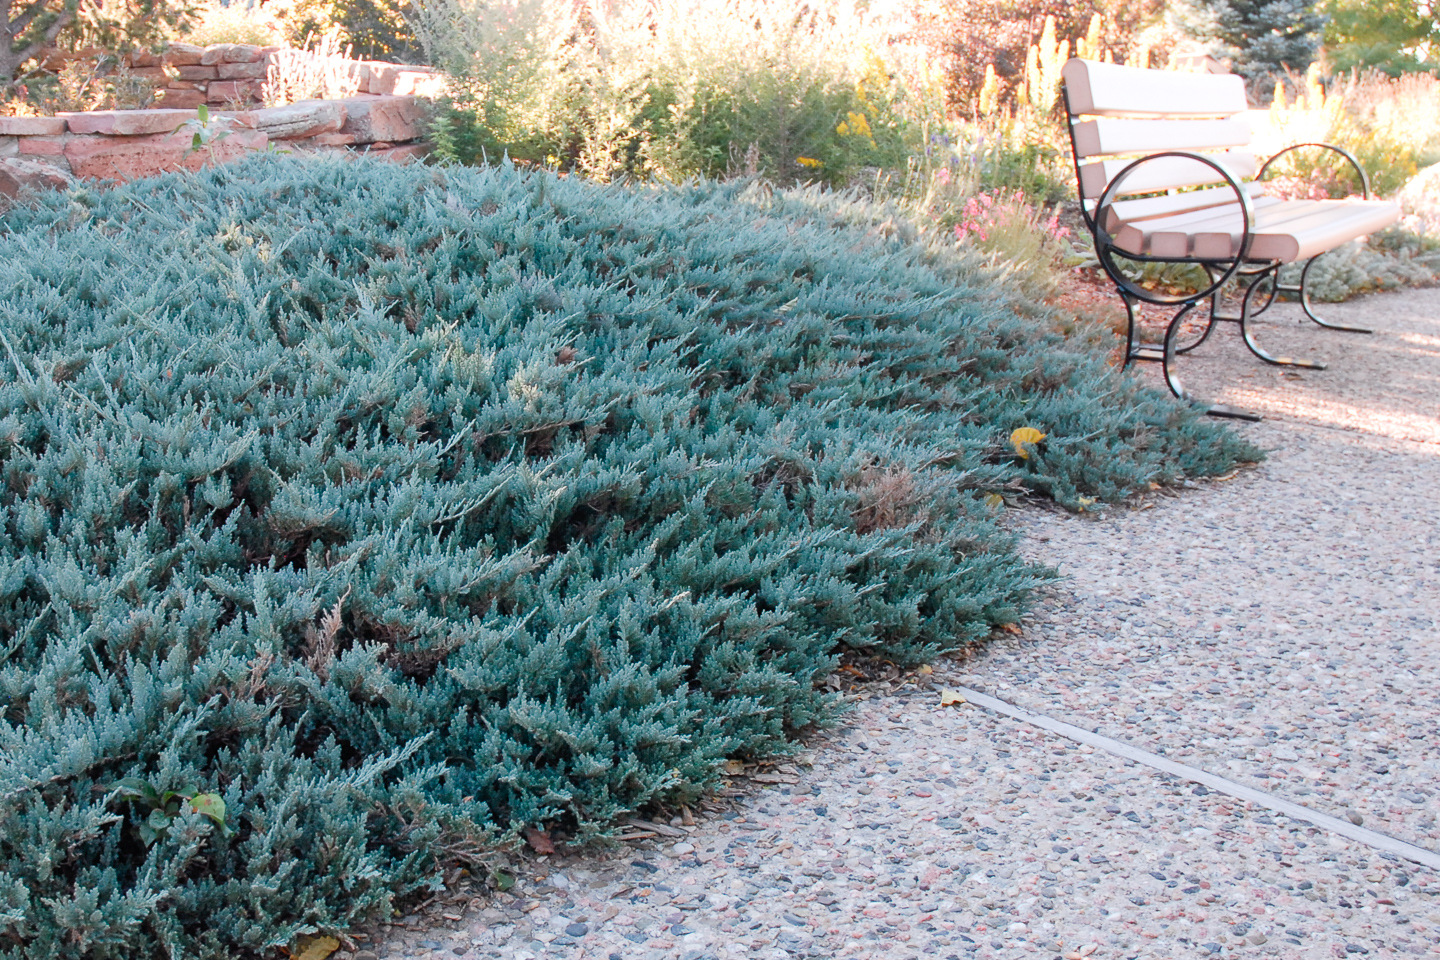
1258 143 1372 200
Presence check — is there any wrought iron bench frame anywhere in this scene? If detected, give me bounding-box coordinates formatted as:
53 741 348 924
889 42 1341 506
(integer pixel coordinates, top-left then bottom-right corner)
1060 60 1399 420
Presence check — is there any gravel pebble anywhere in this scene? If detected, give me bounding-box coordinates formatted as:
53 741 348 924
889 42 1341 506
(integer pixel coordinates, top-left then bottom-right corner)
366 290 1440 959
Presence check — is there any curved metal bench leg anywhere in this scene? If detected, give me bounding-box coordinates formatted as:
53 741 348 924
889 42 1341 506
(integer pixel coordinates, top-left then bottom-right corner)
1238 266 1327 369
1160 300 1261 421
1276 253 1373 334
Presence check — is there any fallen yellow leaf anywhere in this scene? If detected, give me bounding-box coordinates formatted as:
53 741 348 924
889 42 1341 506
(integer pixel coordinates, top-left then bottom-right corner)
984 492 1005 509
293 936 340 960
939 689 966 707
917 664 933 675
998 623 1022 635
723 759 746 775
1009 426 1046 458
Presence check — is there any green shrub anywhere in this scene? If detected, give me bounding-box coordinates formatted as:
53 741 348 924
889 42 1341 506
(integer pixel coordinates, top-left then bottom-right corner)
413 0 921 184
1277 226 1440 300
0 155 1257 958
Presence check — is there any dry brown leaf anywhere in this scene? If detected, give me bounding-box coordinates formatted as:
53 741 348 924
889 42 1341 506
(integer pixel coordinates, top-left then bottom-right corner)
939 689 966 707
293 936 340 960
525 826 556 855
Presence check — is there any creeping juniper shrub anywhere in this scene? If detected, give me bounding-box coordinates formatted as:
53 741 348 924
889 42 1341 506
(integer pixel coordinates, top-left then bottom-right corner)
0 155 1259 958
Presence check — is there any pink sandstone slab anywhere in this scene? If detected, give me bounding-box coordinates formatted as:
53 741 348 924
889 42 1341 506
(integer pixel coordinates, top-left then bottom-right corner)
156 89 207 109
0 116 68 136
217 60 269 80
0 157 74 197
207 79 264 103
63 109 200 136
64 128 267 180
164 43 205 66
337 95 425 144
367 66 443 97
200 44 265 65
250 100 346 139
17 136 67 158
367 142 432 164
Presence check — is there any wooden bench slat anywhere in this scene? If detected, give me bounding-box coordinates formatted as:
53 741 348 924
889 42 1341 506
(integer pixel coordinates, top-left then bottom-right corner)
1072 117 1254 159
1062 59 1248 118
1079 151 1259 200
1113 197 1292 257
1146 200 1326 258
1192 200 1402 261
1098 183 1269 233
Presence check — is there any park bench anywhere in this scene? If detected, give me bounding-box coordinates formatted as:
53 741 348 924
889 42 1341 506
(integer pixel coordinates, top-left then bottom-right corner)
1060 58 1401 419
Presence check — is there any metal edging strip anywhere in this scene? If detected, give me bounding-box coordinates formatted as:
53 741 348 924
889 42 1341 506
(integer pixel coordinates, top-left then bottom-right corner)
952 685 1440 872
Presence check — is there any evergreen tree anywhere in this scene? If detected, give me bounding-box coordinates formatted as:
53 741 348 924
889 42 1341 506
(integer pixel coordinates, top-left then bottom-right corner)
1177 0 1327 83
1320 0 1440 75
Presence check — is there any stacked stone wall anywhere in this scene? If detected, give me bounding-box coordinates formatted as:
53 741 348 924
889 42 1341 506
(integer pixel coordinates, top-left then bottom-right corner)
0 95 430 194
35 42 442 110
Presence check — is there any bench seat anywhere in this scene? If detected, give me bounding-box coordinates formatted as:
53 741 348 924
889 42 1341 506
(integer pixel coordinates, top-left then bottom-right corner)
1113 195 1401 261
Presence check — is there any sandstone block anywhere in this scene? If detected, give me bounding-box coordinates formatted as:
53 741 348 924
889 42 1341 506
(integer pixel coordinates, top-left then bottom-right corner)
64 109 199 136
338 95 425 144
213 111 259 129
129 50 162 68
175 65 219 81
365 65 398 96
251 100 346 139
354 61 387 93
0 116 68 136
0 136 16 159
64 128 267 180
18 135 67 158
367 142 432 164
0 157 74 197
126 66 169 80
157 89 208 109
310 132 356 147
392 71 445 98
201 44 264 65
164 43 206 66
368 66 443 98
235 79 266 101
216 60 270 80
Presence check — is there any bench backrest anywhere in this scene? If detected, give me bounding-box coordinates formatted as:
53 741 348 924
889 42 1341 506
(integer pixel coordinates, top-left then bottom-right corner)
1062 59 1256 209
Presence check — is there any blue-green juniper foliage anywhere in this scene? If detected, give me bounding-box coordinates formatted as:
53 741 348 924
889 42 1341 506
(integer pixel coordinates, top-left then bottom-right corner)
0 155 1258 958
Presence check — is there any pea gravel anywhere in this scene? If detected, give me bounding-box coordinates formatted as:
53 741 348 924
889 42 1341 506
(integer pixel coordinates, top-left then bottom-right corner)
355 289 1440 960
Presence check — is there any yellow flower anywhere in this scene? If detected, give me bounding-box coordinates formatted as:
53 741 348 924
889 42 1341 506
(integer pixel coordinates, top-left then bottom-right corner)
796 156 823 169
842 110 872 139
1009 426 1046 458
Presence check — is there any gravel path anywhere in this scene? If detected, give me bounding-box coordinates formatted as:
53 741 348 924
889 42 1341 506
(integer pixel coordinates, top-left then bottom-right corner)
355 289 1440 960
